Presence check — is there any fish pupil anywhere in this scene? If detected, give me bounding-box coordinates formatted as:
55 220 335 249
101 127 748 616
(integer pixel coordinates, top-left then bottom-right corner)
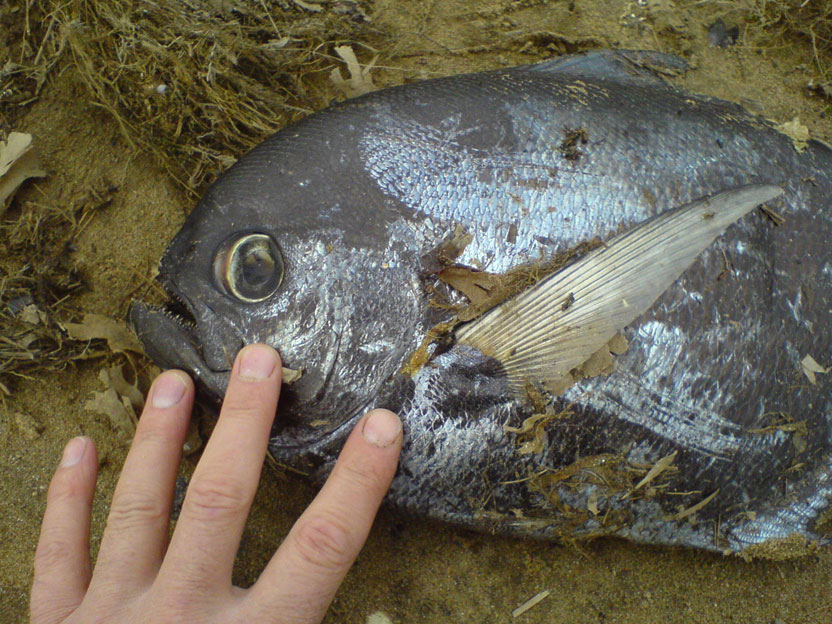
242 243 275 287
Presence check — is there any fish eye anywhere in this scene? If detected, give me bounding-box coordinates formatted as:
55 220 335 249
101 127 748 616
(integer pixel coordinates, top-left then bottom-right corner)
214 233 284 303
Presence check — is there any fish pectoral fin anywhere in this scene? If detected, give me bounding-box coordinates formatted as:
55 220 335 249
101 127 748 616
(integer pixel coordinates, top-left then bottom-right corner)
455 183 784 397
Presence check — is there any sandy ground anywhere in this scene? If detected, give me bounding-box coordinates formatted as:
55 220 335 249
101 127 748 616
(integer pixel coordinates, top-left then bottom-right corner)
2 0 832 622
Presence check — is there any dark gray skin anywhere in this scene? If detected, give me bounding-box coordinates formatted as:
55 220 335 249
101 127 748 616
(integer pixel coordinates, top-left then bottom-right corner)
131 50 832 555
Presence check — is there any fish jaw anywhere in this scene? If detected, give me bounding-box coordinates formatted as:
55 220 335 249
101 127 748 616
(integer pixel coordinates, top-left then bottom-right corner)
128 300 229 400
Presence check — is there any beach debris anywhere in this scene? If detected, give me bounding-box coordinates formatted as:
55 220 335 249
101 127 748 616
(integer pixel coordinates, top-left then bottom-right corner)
282 367 303 383
708 18 739 48
14 411 44 440
0 132 47 215
672 489 720 522
776 117 810 152
512 589 551 618
182 419 203 455
293 0 322 11
331 45 378 98
84 363 143 440
63 313 143 355
801 354 828 385
627 450 678 497
365 613 394 624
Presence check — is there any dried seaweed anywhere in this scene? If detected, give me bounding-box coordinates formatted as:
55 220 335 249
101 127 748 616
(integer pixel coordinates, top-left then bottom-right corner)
3 0 387 191
0 183 114 398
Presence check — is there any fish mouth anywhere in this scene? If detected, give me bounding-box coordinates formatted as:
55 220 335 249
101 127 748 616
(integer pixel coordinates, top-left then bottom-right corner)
129 288 230 400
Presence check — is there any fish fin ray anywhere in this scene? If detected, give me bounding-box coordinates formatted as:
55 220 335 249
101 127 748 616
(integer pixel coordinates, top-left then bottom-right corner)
456 184 783 397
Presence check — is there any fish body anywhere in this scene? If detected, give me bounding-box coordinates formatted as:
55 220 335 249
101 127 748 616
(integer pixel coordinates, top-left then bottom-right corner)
131 50 832 555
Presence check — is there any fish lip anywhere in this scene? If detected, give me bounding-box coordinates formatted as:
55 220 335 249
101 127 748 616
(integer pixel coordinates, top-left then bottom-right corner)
129 293 230 400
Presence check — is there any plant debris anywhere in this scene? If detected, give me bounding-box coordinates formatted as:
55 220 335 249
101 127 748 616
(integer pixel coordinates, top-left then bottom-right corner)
504 406 572 455
800 353 828 385
511 589 550 618
63 313 143 355
628 450 678 496
776 116 810 152
0 132 47 215
559 126 588 163
5 0 390 191
330 44 378 98
85 363 144 440
0 182 124 396
436 239 602 323
282 367 303 383
672 488 719 522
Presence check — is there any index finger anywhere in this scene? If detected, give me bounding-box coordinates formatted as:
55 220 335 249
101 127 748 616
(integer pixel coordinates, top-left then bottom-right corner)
158 344 282 591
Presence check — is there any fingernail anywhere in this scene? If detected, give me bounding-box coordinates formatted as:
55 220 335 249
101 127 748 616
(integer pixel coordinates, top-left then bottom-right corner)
61 436 89 468
151 371 190 408
362 410 402 448
238 344 278 381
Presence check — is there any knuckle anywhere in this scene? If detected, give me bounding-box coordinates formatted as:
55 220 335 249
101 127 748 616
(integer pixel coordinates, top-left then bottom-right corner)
33 537 73 574
185 473 251 519
107 488 169 531
292 513 355 571
29 598 77 624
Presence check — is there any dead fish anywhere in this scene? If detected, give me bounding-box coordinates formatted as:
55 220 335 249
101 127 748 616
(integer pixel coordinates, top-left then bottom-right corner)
130 50 832 557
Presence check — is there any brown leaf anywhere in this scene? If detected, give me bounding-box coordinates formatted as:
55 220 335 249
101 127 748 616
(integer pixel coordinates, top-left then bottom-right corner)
64 313 143 354
0 132 47 214
85 387 136 439
99 365 144 411
437 266 504 308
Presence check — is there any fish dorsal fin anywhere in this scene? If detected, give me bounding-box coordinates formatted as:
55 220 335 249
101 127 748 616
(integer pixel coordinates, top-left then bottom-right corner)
527 49 689 85
455 184 783 396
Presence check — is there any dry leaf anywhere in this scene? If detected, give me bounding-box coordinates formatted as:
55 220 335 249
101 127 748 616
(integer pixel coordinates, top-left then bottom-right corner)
776 117 810 152
64 313 143 354
587 490 600 515
19 304 42 325
437 266 504 308
0 132 47 214
801 354 828 385
99 365 144 411
282 367 303 383
85 386 137 439
330 45 377 98
672 489 719 522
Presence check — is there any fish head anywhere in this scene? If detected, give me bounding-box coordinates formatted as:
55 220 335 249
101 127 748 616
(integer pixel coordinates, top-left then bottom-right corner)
130 134 425 442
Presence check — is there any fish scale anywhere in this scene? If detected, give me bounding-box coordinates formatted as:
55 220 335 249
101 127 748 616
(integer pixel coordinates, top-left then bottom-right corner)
131 49 832 556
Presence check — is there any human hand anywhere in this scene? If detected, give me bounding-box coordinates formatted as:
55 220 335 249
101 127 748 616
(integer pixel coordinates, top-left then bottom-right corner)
30 344 403 624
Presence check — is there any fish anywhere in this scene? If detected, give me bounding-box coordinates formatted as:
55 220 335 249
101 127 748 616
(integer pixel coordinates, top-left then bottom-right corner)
130 49 832 557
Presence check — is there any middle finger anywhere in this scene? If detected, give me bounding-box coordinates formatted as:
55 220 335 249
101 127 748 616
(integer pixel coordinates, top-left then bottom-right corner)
159 344 281 591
